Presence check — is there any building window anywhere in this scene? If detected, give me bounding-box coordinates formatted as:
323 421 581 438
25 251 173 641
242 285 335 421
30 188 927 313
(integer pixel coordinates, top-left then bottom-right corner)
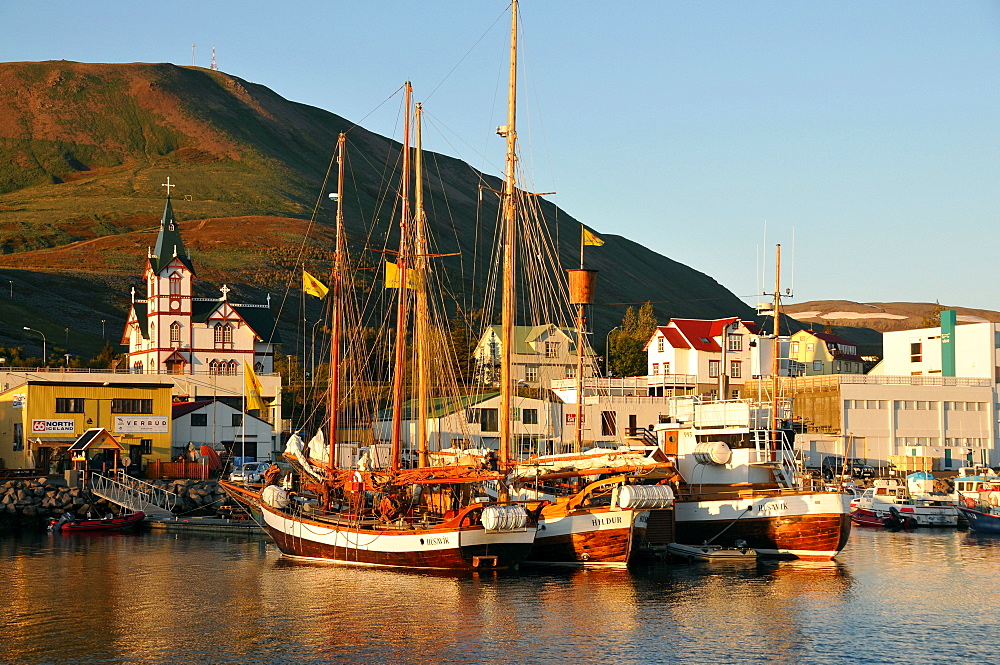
662 362 670 375
214 323 233 348
565 365 577 379
730 360 741 378
708 360 720 378
806 343 815 352
545 341 559 358
525 365 538 383
657 337 664 353
813 361 822 371
140 439 153 455
191 413 208 427
479 408 499 432
232 414 243 427
911 342 922 363
209 360 221 375
227 360 238 376
652 363 659 375
150 322 155 341
170 321 181 343
254 361 264 374
791 341 799 353
55 398 85 413
111 399 153 414
728 335 742 351
601 411 617 436
523 408 538 425
169 274 182 296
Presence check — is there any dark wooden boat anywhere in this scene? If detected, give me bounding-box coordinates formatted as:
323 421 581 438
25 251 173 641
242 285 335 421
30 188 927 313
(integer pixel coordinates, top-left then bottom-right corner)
48 511 146 532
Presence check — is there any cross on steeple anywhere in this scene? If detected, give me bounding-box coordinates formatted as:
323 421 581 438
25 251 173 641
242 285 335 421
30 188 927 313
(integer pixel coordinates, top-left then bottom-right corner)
220 284 230 300
162 177 175 198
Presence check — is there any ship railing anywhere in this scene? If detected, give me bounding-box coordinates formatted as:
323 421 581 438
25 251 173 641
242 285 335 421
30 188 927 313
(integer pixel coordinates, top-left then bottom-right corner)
89 470 179 517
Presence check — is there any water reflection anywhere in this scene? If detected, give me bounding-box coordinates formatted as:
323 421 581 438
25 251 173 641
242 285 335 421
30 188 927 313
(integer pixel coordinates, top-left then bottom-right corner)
1 528 998 664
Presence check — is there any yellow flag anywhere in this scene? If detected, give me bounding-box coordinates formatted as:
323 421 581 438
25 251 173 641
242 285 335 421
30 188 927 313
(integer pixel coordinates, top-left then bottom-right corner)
582 227 604 246
302 270 329 299
243 361 266 411
384 261 419 289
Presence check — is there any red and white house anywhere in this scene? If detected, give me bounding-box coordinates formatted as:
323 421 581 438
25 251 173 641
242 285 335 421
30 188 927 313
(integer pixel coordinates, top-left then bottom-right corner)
644 318 762 398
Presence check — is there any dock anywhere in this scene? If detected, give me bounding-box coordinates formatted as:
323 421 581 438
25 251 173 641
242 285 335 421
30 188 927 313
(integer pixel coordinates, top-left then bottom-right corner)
146 516 264 535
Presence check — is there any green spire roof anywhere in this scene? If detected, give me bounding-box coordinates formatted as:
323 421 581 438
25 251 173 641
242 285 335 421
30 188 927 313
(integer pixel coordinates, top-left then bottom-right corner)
151 197 194 275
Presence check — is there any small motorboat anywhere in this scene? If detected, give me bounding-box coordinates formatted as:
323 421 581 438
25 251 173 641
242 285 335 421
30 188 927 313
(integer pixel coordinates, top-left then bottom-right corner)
666 542 758 562
851 505 917 531
957 505 1000 535
48 510 146 533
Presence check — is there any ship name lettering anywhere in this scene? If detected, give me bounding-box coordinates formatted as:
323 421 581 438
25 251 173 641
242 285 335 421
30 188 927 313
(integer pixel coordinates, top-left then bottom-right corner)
591 516 623 527
426 537 450 546
758 501 787 513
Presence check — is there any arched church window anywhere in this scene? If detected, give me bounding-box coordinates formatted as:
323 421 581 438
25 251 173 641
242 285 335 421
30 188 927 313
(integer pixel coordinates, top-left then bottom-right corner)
214 324 224 347
170 273 182 296
209 359 220 375
227 360 238 375
170 322 181 343
223 324 233 345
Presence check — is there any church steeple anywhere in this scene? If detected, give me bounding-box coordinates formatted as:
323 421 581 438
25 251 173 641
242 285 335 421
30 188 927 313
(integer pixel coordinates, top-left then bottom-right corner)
151 178 195 275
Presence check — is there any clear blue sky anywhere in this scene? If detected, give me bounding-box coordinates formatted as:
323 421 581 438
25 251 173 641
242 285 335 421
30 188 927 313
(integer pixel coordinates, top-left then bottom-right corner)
3 1 999 310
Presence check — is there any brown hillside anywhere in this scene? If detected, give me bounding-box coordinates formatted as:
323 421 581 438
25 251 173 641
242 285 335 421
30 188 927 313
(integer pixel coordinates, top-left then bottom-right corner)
785 300 1000 332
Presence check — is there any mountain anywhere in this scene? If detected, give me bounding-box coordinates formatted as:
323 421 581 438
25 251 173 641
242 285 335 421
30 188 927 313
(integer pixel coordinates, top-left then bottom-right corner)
784 300 1000 332
0 60 757 360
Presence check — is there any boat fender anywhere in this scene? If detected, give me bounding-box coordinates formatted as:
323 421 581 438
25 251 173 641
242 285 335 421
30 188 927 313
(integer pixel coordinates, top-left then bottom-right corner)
965 497 977 509
481 505 529 532
618 484 675 510
693 441 732 466
262 485 290 509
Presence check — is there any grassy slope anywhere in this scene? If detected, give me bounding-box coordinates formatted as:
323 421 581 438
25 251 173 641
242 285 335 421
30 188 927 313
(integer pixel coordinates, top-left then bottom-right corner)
0 60 759 359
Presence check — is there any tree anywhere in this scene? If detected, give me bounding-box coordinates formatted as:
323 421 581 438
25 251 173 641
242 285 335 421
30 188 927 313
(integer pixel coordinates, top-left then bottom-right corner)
608 302 657 378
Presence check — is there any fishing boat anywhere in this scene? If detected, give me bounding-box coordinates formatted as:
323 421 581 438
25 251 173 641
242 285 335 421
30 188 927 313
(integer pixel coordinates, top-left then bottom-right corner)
48 510 146 533
221 84 535 571
956 505 1000 534
852 478 958 528
482 0 674 568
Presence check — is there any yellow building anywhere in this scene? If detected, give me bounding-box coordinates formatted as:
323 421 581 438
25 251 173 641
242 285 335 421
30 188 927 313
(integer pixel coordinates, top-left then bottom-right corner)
0 378 174 472
788 330 866 376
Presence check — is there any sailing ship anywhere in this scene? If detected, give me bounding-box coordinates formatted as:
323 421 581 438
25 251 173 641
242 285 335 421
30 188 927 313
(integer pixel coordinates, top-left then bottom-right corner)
484 0 674 568
222 82 536 571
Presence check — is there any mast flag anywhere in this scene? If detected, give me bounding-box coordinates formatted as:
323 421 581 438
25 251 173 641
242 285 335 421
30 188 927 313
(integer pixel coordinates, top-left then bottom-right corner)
384 261 419 289
302 270 329 299
243 360 266 411
582 227 604 246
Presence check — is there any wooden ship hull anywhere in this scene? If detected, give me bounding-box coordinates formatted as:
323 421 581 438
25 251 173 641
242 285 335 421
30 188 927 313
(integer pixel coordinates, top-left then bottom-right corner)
527 506 649 568
673 490 851 561
222 482 535 571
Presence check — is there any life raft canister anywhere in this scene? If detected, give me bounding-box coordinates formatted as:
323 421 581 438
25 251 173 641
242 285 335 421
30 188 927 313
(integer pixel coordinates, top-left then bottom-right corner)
350 471 364 493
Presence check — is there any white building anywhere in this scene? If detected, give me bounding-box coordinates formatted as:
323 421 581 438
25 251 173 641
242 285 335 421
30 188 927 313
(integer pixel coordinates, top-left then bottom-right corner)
171 399 277 462
876 320 1000 380
122 192 282 427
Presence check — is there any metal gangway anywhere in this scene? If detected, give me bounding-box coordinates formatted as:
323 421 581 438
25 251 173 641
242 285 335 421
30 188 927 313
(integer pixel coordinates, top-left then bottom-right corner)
89 470 179 519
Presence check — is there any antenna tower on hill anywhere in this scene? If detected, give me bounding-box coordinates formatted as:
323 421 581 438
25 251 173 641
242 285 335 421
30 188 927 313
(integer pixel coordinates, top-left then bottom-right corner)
211 44 218 71
191 43 196 66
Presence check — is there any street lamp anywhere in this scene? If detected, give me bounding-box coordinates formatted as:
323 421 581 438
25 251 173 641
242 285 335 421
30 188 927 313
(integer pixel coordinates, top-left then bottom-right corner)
23 327 46 364
605 326 620 377
101 319 106 339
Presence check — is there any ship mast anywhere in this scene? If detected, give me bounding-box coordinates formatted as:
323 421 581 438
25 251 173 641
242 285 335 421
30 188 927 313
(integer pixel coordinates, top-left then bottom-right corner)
771 243 781 452
414 102 430 468
499 0 518 473
328 133 346 469
390 82 413 473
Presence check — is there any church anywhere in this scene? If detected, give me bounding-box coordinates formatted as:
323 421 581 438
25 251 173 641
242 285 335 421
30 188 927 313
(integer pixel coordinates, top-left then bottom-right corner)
123 180 278 384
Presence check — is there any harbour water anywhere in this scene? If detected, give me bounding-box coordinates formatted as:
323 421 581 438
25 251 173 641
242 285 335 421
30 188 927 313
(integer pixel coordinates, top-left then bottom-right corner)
3 526 997 664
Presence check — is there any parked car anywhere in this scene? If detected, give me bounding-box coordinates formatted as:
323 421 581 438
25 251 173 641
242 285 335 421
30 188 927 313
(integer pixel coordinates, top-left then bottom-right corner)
229 461 270 484
822 457 876 480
